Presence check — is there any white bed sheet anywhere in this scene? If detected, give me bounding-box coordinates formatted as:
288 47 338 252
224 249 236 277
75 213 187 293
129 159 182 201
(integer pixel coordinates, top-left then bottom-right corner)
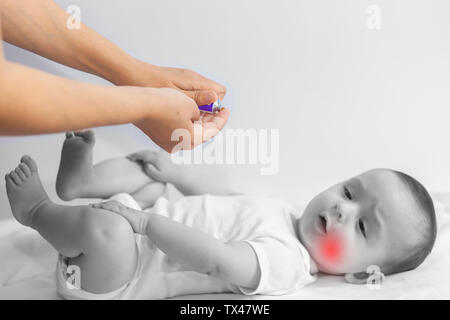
1 194 450 300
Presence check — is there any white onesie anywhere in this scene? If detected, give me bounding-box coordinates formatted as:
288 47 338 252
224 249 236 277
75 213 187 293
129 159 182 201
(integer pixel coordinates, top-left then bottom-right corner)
56 193 316 299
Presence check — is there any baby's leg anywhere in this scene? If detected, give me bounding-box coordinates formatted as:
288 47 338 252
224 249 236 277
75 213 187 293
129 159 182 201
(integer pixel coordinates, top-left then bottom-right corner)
6 156 137 294
56 131 162 201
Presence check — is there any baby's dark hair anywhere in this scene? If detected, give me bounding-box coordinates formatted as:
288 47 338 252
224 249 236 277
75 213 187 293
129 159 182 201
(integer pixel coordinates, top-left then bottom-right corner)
383 170 437 275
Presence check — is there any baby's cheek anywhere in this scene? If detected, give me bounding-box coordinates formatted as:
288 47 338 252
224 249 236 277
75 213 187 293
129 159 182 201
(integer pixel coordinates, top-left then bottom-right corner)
318 232 344 264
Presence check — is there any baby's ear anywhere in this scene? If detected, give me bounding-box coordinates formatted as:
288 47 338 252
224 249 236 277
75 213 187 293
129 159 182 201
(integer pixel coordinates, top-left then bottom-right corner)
344 272 370 284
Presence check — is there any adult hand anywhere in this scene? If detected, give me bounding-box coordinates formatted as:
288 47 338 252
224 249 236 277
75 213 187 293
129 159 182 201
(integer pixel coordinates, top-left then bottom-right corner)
126 62 227 107
134 88 230 153
0 1 230 149
127 149 179 183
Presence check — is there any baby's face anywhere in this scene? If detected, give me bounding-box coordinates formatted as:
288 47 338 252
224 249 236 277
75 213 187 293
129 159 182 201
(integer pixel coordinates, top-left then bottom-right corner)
299 169 419 275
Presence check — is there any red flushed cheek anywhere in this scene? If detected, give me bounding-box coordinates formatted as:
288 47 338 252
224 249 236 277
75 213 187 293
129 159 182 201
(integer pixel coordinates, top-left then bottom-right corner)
319 233 343 263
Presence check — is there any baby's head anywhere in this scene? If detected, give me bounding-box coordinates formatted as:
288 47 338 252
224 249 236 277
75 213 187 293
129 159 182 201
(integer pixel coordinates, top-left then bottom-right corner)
298 168 437 282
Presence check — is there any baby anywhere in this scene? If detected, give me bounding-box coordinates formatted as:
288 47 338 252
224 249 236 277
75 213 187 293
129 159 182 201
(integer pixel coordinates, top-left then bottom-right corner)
5 131 437 299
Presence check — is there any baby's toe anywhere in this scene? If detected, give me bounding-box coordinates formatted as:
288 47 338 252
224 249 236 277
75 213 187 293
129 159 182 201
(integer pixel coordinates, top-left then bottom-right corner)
5 174 16 187
65 132 75 139
21 156 38 173
74 130 95 144
9 171 21 185
15 167 26 181
19 163 31 177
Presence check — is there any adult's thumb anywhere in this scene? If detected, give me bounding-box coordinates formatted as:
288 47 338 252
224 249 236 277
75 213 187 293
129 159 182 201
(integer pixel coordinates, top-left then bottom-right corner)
191 90 218 106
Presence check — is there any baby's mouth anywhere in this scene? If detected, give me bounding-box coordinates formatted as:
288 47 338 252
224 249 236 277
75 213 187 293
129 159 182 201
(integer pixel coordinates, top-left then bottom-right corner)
318 215 327 234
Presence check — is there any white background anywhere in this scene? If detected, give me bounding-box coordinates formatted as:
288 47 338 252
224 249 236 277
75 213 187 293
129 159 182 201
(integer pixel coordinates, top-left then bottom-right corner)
1 0 450 219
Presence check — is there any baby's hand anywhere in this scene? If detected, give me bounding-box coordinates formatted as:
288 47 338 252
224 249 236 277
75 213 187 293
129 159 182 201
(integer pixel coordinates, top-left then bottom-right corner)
91 201 149 235
126 149 179 183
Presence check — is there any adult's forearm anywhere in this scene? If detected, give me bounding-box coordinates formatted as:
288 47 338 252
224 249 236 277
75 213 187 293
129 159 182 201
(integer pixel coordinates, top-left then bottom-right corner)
0 61 152 135
0 0 140 85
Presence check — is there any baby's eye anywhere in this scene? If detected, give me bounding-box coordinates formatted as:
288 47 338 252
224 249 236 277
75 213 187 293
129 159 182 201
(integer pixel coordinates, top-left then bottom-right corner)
343 186 353 200
358 219 366 238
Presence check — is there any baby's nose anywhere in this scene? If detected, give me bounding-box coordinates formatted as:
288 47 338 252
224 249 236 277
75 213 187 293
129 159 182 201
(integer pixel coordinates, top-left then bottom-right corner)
336 201 360 223
320 210 341 232
333 203 353 223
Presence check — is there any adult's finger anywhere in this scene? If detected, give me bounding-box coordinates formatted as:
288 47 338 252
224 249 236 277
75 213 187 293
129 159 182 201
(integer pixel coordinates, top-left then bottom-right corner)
184 90 218 107
174 69 226 99
201 108 230 142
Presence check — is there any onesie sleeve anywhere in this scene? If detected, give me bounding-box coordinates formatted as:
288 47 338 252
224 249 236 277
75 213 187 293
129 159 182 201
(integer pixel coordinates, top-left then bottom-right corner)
236 236 316 296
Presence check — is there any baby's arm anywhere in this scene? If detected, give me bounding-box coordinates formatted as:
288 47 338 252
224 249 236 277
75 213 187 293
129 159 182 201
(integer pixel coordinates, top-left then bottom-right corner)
127 150 238 196
93 201 260 289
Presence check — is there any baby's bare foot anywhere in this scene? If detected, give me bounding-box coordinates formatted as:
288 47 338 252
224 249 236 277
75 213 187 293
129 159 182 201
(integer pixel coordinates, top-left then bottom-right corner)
56 131 95 201
5 156 50 227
